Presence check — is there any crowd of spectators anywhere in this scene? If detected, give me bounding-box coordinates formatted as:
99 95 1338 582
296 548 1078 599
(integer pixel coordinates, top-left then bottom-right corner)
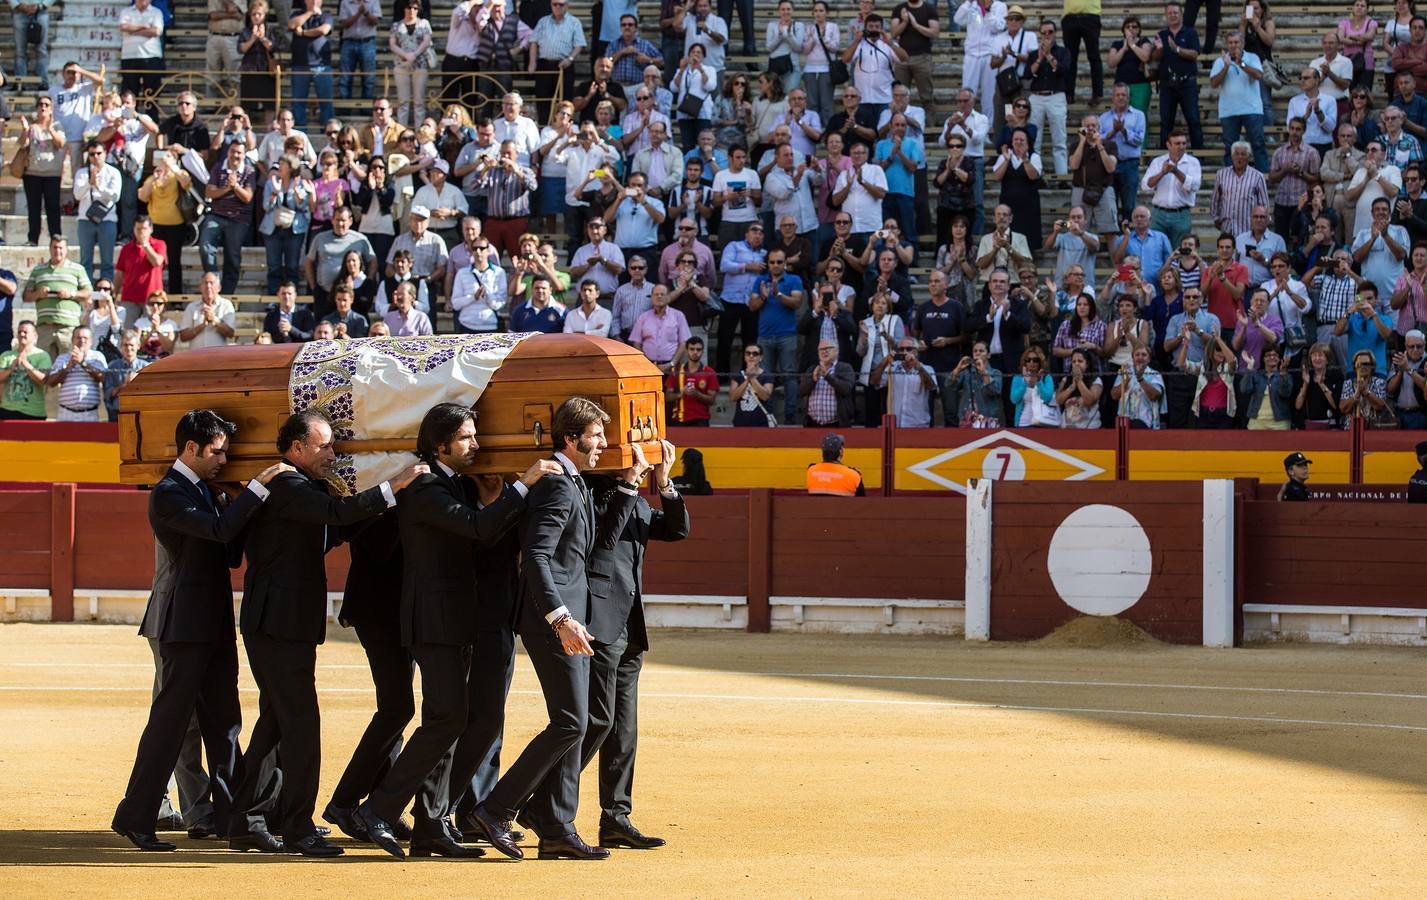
3 0 1427 431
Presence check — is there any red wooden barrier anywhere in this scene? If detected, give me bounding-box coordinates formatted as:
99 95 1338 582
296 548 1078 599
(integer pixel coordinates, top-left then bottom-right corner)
49 483 75 621
0 488 52 589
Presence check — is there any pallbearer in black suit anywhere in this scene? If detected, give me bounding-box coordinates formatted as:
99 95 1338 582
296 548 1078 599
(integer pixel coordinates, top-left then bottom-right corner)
111 411 292 852
226 410 426 858
466 396 649 861
359 403 559 860
581 439 689 851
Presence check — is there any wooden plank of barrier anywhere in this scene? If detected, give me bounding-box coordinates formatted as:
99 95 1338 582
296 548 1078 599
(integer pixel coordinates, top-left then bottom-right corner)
0 488 54 589
49 483 76 622
746 489 772 633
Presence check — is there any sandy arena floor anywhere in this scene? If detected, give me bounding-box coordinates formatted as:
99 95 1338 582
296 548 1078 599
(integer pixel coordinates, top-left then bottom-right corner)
1 623 1424 897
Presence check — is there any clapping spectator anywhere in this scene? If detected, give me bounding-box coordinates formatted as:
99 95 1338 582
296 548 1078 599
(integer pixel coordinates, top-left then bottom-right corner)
672 42 717 149
1268 118 1322 237
1152 2 1204 149
1009 346 1056 427
1386 330 1427 427
1292 185 1341 251
1055 348 1103 429
45 327 108 422
1051 292 1104 373
85 280 126 362
1112 343 1165 428
1179 331 1237 428
1339 348 1391 424
1236 205 1287 286
1297 341 1345 427
263 282 316 343
1352 196 1410 302
1238 344 1294 430
992 128 1046 247
73 139 123 284
1288 69 1337 156
1212 142 1270 238
134 293 177 360
1310 31 1355 106
18 95 66 245
1260 252 1313 363
261 156 316 294
1210 32 1267 169
1334 283 1392 375
1231 287 1284 371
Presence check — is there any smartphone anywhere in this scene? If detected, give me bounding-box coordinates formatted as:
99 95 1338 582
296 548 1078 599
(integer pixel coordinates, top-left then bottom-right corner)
593 168 607 178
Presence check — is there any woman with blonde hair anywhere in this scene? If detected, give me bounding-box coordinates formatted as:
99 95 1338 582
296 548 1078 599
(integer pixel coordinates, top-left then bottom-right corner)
534 101 576 235
238 0 276 123
1010 346 1057 427
436 104 475 167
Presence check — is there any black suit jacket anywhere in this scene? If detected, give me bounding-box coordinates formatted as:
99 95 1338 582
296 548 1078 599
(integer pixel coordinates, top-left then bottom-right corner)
263 305 316 343
585 477 690 651
239 470 390 644
473 524 522 635
518 463 594 632
338 509 403 631
396 469 526 647
798 360 857 427
971 295 1033 369
797 307 857 370
140 467 264 643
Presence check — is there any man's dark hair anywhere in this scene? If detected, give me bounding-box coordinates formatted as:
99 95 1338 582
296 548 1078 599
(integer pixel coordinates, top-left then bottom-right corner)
1217 232 1235 246
579 278 600 292
277 409 330 455
1360 282 1379 299
864 13 883 27
416 402 476 464
84 137 104 153
550 396 610 452
686 335 704 348
175 410 237 456
530 273 552 289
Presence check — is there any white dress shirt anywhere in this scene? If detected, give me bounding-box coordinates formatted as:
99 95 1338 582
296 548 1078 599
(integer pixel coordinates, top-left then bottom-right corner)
1140 153 1202 210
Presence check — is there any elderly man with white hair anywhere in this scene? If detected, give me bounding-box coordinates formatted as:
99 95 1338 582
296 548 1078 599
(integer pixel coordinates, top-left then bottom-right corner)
1211 141 1270 239
493 92 543 165
1387 328 1427 428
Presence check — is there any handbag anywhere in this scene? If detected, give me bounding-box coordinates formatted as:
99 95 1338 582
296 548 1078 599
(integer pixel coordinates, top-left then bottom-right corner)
1262 58 1288 89
273 204 297 229
750 385 778 427
959 382 1000 428
85 200 114 224
677 85 705 119
8 142 28 179
1275 296 1309 349
1027 384 1062 427
996 66 1022 100
769 54 793 77
814 24 849 86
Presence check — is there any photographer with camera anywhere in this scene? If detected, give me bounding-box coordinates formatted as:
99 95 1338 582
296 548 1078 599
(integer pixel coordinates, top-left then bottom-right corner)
1044 206 1100 289
1334 283 1392 378
1112 343 1165 428
871 337 938 427
975 203 1034 282
1111 206 1173 289
948 341 1003 428
1068 116 1118 235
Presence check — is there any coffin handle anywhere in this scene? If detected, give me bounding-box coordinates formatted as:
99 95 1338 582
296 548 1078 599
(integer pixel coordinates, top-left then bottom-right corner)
533 421 543 446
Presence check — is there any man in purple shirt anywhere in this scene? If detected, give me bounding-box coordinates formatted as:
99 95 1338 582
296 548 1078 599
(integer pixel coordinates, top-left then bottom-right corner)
199 141 257 294
629 284 690 371
382 281 434 335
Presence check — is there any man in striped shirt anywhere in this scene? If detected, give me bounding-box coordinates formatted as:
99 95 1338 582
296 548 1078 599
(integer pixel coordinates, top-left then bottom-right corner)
1210 141 1269 239
530 1 587 121
477 141 538 260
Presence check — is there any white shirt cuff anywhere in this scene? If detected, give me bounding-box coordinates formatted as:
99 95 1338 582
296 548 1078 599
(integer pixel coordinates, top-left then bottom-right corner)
512 480 529 498
545 605 570 625
379 481 397 507
246 479 270 501
658 483 679 499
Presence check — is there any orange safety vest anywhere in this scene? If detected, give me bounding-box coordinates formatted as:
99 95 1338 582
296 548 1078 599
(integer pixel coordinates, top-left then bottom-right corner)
806 462 862 496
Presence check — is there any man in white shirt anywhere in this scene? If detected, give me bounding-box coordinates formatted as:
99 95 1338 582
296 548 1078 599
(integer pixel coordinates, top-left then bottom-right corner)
1309 31 1354 104
45 327 110 422
492 92 543 166
558 122 621 240
567 218 626 300
954 0 1009 111
410 160 469 247
941 87 991 233
256 108 318 168
1345 140 1404 234
449 237 506 334
679 0 729 74
562 279 613 337
119 0 165 101
51 62 104 177
765 143 821 244
178 273 238 350
1140 129 1202 248
1287 68 1338 153
842 14 906 118
830 141 889 237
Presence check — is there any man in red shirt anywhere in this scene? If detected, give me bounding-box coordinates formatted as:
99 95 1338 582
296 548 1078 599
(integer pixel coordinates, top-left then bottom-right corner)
1203 233 1249 341
666 336 719 425
113 216 168 324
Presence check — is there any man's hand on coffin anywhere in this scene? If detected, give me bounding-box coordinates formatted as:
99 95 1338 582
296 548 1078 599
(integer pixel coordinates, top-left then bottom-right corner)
390 463 431 492
256 462 297 485
519 459 563 487
655 439 676 488
622 441 653 486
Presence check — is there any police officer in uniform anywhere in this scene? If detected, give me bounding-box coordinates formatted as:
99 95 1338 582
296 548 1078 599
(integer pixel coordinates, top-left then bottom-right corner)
805 433 866 496
1278 451 1312 501
1408 442 1427 503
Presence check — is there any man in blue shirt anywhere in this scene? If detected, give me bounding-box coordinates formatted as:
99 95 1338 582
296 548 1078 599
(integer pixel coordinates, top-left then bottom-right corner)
604 172 666 258
1390 71 1427 142
1099 83 1147 225
508 275 568 333
716 222 767 375
1111 206 1173 284
1209 31 1266 170
873 112 925 250
751 248 804 422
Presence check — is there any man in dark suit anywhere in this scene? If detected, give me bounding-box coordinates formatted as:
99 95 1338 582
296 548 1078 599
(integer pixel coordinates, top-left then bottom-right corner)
111 410 292 853
359 402 558 859
226 409 425 858
970 268 1033 421
799 339 858 427
580 439 689 850
466 396 650 861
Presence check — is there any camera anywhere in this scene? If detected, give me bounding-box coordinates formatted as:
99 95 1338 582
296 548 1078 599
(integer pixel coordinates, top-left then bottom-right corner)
1055 220 1067 230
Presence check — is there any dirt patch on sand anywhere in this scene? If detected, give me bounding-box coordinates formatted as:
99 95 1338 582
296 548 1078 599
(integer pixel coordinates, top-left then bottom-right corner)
1034 615 1161 648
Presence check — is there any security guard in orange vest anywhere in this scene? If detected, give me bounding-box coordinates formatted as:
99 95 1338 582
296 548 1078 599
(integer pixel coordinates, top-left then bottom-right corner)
806 434 865 496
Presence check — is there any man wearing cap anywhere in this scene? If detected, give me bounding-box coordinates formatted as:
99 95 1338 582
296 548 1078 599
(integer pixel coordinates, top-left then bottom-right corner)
1408 442 1427 501
1278 452 1312 501
805 433 866 496
386 206 451 291
410 159 470 249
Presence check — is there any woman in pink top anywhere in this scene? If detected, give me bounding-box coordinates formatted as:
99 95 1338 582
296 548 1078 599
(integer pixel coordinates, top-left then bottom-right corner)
309 149 349 245
814 130 852 247
1339 0 1380 91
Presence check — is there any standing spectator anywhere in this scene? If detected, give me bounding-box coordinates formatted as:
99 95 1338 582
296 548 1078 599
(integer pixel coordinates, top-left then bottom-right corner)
24 235 92 365
1288 68 1338 155
842 14 905 121
1242 1 1277 124
1107 18 1153 113
439 0 479 105
199 141 257 295
716 0 754 57
18 95 64 245
1210 31 1266 170
824 84 878 154
134 293 178 360
1008 346 1056 426
338 0 383 100
1309 31 1354 106
612 255 658 342
1339 0 1379 92
261 156 317 294
1054 348 1103 428
629 284 690 369
45 328 108 421
972 270 1033 389
603 173 665 261
933 129 976 250
976 203 1035 280
667 336 718 425
1321 122 1365 239
1260 252 1313 364
239 1 278 124
1393 16 1427 96
0 322 50 421
621 89 673 160
671 43 717 150
1024 18 1070 175
448 236 507 334
530 0 587 124
179 274 238 350
113 217 167 325
1061 0 1102 103
119 0 165 102
1067 115 1117 234
1162 286 1221 426
289 0 335 129
102 330 147 420
766 165 819 274
1140 129 1201 247
1183 0 1222 55
1044 207 1099 287
948 341 1004 426
712 144 763 248
92 90 159 242
1099 83 1146 224
1296 341 1345 427
561 272 614 337
1238 345 1294 430
1339 348 1391 424
1180 332 1238 428
1334 285 1392 374
801 339 856 427
912 269 968 408
992 128 1043 247
874 113 923 248
1379 105 1424 168
384 204 446 280
1268 119 1323 238
940 88 990 236
765 2 805 96
831 142 888 239
729 343 776 425
256 108 319 169
957 0 1009 113
50 63 103 179
409 159 467 246
1386 1 1415 100
608 15 663 95
1386 329 1427 427
1152 2 1203 149
207 1 247 98
1345 141 1404 237
716 222 767 374
567 218 626 302
263 282 317 343
309 206 378 317
801 2 840 126
1203 233 1251 339
1212 142 1270 240
631 122 683 202
751 248 804 421
12 1 51 90
872 336 938 427
889 0 939 120
1353 197 1410 302
1235 205 1288 287
73 140 123 284
388 0 433 126
1111 206 1174 283
1230 286 1284 371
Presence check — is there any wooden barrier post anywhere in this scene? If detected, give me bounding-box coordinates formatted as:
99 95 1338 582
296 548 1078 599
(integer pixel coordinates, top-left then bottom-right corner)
49 483 76 622
1349 416 1365 484
1115 416 1130 480
746 488 771 633
880 415 896 496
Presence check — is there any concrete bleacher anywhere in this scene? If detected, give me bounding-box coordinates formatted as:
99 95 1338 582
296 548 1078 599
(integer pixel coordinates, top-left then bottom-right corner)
0 0 1363 301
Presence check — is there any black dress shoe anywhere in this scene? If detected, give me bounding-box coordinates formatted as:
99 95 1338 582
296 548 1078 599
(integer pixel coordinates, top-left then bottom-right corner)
538 832 611 860
459 812 525 845
113 826 177 852
599 820 666 849
391 816 413 840
322 803 369 842
286 833 344 858
411 830 485 859
186 817 217 840
228 830 285 853
356 804 405 860
154 812 184 832
466 804 524 860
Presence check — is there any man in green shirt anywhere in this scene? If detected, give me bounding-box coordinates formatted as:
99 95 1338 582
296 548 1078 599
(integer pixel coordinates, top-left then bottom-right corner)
0 322 54 420
23 235 93 360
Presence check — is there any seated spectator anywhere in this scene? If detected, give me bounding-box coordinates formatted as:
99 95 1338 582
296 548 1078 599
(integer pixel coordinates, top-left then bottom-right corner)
1340 347 1392 424
1112 344 1166 429
310 321 336 340
1037 265 1094 351
134 293 177 360
858 219 916 278
628 283 690 370
43 325 106 422
375 248 431 314
1231 287 1285 370
212 105 258 158
1352 197 1410 303
1392 164 1427 247
1294 214 1345 281
1055 348 1103 429
103 329 147 421
322 285 369 339
562 279 613 338
667 336 719 426
264 281 315 343
1386 329 1427 428
1052 294 1105 374
1292 188 1342 258
382 281 434 335
1334 284 1393 374
508 275 567 334
948 342 1003 428
179 274 238 350
200 141 258 295
367 320 391 337
1009 346 1056 428
800 339 856 428
450 237 506 335
0 322 52 421
729 343 776 426
1235 205 1288 286
1239 345 1295 430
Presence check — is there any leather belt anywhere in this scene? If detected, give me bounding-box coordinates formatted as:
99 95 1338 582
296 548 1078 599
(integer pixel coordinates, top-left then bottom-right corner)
1031 91 1058 96
1153 204 1189 212
61 404 98 412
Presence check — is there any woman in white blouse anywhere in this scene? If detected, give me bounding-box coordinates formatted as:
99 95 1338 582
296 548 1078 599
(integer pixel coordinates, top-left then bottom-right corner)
801 1 840 125
766 0 806 94
1260 251 1313 363
673 43 718 149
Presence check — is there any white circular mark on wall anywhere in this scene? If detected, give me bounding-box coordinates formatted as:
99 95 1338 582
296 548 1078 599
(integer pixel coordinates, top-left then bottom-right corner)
980 447 1026 482
1046 504 1152 616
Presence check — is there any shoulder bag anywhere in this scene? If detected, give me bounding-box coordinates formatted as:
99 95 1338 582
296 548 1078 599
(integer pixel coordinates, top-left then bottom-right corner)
1274 295 1309 349
815 24 849 87
747 376 779 427
8 141 29 179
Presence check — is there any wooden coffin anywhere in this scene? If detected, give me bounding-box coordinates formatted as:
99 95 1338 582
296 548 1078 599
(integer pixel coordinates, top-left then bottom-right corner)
118 333 666 488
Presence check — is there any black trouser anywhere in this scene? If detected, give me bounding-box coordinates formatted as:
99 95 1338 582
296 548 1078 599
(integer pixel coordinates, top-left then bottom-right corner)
715 303 760 377
328 621 414 809
119 57 164 111
450 628 517 815
579 627 644 825
151 223 190 295
1061 14 1103 100
1184 0 1223 54
22 174 60 244
365 641 471 835
484 624 590 838
440 53 479 105
112 639 244 837
1163 370 1197 429
1159 80 1204 149
718 0 756 52
228 634 320 841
